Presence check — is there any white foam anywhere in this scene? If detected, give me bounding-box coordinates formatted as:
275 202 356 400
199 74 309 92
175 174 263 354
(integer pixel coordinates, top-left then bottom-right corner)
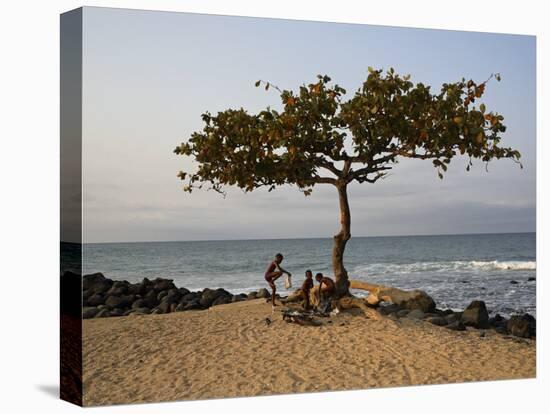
469 260 536 271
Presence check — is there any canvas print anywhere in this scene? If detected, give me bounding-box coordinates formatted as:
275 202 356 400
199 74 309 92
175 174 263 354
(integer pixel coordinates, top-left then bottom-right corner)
60 6 536 407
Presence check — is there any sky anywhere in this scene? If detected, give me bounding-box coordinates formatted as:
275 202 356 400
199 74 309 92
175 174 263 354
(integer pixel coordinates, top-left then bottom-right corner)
81 7 536 243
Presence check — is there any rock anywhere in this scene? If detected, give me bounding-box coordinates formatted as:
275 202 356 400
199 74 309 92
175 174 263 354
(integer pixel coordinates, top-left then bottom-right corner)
83 289 93 301
445 313 459 324
446 320 466 331
152 278 176 292
407 309 425 319
461 301 489 328
83 307 99 319
143 290 159 307
510 280 519 285
247 292 258 300
442 309 455 315
379 303 401 315
488 313 506 327
106 285 128 296
170 303 178 312
507 314 536 338
105 295 133 309
495 326 508 335
256 288 270 299
181 292 199 303
396 309 410 318
157 290 169 302
155 301 172 314
527 277 536 282
429 316 449 326
183 300 202 311
127 283 146 295
175 303 186 312
132 298 150 309
402 291 436 313
200 288 230 308
132 307 150 314
87 293 105 307
231 293 247 303
178 287 190 296
110 308 125 317
212 294 232 306
94 308 111 318
91 280 112 295
82 273 106 290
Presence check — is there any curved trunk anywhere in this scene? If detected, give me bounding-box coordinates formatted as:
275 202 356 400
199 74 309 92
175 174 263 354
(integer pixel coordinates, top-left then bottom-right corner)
333 183 351 297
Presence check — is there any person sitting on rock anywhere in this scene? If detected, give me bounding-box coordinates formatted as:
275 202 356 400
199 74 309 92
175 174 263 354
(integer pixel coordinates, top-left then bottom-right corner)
301 270 314 310
264 253 291 307
315 273 335 311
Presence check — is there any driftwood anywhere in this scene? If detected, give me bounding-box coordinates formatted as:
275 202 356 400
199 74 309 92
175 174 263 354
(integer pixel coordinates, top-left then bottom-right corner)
283 279 436 317
349 280 436 313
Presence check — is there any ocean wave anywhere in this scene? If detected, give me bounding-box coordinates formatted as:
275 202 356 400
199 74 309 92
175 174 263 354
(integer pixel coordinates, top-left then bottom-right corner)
469 260 536 271
352 259 535 275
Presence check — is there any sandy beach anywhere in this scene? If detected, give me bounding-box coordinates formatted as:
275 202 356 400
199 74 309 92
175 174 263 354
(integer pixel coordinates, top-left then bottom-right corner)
82 298 535 406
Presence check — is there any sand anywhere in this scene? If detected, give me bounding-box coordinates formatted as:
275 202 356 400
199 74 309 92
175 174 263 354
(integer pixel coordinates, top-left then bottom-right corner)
82 299 535 406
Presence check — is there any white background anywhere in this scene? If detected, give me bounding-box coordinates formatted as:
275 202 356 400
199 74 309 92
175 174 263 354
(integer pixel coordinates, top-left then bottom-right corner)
0 0 547 412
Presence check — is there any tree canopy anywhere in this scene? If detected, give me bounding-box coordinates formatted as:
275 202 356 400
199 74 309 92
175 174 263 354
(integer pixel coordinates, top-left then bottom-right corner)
174 68 521 195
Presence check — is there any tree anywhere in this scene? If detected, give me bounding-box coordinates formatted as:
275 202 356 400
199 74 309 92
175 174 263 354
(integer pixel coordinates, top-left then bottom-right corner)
174 68 521 298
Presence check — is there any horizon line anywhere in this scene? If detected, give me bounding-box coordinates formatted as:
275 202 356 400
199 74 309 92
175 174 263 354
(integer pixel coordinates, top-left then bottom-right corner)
75 230 536 245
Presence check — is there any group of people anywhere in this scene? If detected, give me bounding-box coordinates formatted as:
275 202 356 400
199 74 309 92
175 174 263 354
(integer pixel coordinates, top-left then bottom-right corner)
264 253 335 310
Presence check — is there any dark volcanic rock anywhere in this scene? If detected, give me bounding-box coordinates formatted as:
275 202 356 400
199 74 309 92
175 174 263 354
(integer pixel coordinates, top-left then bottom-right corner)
495 326 508 335
445 313 459 324
82 273 106 290
407 309 425 319
83 307 99 319
212 294 232 306
91 280 112 295
94 308 111 318
110 308 125 317
510 280 519 285
527 277 536 282
200 288 230 308
461 301 489 328
87 293 105 307
152 278 176 292
429 316 449 326
247 292 258 300
183 300 202 311
446 320 466 331
105 295 133 309
231 293 247 303
396 309 410 318
379 303 401 315
488 313 506 328
256 288 270 299
507 314 536 338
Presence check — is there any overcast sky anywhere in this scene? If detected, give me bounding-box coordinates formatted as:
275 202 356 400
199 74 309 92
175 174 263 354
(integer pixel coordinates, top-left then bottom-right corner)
81 7 536 243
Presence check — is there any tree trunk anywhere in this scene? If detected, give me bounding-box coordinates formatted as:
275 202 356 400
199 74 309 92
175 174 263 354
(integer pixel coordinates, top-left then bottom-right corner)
333 183 351 297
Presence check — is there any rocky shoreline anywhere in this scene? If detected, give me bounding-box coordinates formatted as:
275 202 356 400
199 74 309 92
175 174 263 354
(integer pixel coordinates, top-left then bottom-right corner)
74 271 536 339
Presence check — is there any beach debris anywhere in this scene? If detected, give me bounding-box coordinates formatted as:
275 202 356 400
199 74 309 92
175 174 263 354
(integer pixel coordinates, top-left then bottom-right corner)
527 277 536 282
510 280 519 285
460 300 489 328
265 317 272 326
282 310 323 327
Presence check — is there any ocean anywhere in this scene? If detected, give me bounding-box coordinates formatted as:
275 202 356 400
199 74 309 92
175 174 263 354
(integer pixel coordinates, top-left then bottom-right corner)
79 232 536 317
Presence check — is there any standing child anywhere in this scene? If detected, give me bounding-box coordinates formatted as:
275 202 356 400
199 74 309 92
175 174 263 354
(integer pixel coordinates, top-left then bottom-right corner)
301 270 314 310
264 253 292 307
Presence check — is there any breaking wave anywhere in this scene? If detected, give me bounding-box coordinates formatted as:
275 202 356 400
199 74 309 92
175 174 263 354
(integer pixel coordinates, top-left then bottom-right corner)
352 260 535 275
